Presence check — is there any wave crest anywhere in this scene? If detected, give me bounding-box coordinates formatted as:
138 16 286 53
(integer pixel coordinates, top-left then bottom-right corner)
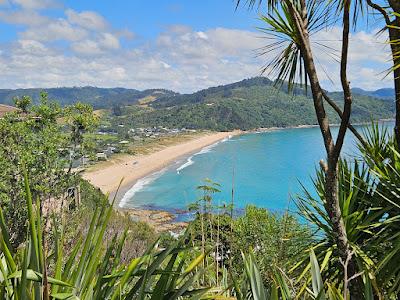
119 169 166 208
176 156 194 173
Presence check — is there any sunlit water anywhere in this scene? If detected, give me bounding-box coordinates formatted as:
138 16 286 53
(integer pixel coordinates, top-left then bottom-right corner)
119 123 394 217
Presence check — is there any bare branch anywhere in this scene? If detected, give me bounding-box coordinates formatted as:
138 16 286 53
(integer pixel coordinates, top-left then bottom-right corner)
321 91 366 147
333 0 352 164
347 271 364 282
366 0 391 25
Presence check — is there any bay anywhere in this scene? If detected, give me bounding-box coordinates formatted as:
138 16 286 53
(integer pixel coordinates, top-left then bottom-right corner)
120 123 393 215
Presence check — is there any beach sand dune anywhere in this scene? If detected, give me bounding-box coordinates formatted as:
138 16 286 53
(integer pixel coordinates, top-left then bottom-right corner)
83 131 240 205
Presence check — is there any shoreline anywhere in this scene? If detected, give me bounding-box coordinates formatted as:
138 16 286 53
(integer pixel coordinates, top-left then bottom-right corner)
82 120 394 232
252 119 395 133
84 120 394 200
83 130 242 207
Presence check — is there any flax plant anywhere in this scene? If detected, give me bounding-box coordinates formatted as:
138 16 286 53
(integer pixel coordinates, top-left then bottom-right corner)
0 171 210 299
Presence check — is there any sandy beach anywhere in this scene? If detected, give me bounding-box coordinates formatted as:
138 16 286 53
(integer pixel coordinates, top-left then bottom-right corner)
83 131 241 206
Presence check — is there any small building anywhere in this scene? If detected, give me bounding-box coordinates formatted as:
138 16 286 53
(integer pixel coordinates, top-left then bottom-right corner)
96 152 107 161
105 146 117 156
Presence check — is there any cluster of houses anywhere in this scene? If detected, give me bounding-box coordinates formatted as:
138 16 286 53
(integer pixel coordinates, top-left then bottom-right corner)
127 126 196 138
94 126 197 161
95 145 119 161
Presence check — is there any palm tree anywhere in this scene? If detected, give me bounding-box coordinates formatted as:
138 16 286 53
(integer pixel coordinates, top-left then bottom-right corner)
236 0 364 296
365 1 400 148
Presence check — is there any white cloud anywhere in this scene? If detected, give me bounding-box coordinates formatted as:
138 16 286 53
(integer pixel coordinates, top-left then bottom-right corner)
21 18 88 41
207 27 264 54
10 0 57 10
312 27 389 64
0 4 393 94
71 40 102 55
115 28 135 40
0 4 125 58
0 9 49 26
99 32 119 49
0 25 268 91
167 25 192 35
65 9 108 31
309 27 391 90
17 39 48 53
70 32 120 55
197 31 208 40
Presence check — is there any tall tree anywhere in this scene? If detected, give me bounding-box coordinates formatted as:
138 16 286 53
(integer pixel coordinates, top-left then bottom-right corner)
13 95 31 114
366 1 400 148
0 95 67 247
237 0 363 297
0 95 98 248
64 102 98 172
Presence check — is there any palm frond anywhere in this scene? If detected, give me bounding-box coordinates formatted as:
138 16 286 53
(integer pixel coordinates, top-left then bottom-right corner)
257 0 335 92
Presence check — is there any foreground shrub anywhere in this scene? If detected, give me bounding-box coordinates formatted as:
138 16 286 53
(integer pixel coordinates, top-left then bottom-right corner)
0 173 208 299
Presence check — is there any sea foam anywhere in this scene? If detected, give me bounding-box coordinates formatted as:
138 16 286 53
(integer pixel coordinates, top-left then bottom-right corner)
175 135 233 173
176 156 194 173
119 168 167 208
120 134 235 207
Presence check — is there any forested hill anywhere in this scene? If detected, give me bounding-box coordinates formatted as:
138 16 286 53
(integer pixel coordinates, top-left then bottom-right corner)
0 87 176 108
351 87 395 100
0 77 394 130
112 78 395 131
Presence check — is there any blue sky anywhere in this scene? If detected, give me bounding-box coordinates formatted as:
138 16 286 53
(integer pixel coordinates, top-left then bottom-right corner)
0 0 393 92
71 1 257 38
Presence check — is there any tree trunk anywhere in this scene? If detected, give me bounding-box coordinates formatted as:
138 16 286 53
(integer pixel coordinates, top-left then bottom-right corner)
389 20 400 149
394 65 400 149
372 0 400 149
286 2 363 296
366 1 400 147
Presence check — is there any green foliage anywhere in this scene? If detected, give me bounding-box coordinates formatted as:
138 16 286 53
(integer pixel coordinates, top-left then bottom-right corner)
64 178 157 265
296 124 400 298
111 78 394 131
0 87 176 109
112 104 123 116
64 102 99 165
0 94 68 247
296 161 377 286
1 79 394 133
188 180 312 290
0 95 99 249
233 206 312 287
13 95 31 113
357 124 400 295
235 248 361 300
0 175 209 299
65 202 157 265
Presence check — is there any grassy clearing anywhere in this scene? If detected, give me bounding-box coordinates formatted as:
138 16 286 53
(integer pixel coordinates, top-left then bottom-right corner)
127 131 209 155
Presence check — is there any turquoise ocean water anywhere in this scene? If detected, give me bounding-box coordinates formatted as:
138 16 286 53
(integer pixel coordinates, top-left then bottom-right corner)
119 123 393 216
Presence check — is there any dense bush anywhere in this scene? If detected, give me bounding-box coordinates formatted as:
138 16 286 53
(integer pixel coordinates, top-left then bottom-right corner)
186 203 312 288
0 95 97 248
110 78 394 131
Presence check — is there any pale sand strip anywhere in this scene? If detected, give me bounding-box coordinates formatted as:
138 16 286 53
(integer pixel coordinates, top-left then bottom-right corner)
82 131 241 205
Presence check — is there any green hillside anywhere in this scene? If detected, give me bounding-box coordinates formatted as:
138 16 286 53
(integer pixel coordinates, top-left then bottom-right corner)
110 78 395 131
1 78 393 131
0 87 176 109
